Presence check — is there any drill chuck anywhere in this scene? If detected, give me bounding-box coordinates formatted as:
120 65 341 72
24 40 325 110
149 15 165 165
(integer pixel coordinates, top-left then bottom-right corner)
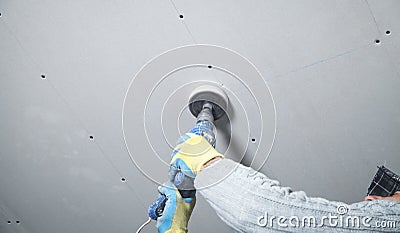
196 102 214 123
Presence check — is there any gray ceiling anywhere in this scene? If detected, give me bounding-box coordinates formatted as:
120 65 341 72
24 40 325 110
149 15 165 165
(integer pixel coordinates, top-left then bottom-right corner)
1 1 399 233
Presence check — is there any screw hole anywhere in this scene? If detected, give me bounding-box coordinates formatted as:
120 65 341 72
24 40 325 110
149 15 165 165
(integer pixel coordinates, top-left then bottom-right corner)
7 221 11 224
251 138 256 143
89 135 94 140
0 12 2 17
41 74 46 79
121 177 126 182
207 65 212 69
386 30 391 35
16 221 20 224
375 39 381 44
179 14 184 19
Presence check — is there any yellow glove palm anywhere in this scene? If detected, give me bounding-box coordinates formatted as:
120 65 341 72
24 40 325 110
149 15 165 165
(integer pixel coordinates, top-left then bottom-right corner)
170 133 224 177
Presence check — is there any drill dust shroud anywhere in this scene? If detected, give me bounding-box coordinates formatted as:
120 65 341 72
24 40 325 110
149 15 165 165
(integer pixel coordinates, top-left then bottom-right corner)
122 45 276 187
188 85 229 121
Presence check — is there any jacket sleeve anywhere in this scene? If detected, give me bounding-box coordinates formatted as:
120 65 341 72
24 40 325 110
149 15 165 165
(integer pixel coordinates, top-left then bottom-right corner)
194 159 400 233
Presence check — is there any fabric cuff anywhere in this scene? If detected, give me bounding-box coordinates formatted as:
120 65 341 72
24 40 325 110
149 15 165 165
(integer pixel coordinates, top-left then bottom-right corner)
194 159 237 189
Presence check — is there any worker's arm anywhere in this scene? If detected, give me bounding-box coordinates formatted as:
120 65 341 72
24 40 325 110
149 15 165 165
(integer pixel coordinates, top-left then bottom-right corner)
195 159 400 232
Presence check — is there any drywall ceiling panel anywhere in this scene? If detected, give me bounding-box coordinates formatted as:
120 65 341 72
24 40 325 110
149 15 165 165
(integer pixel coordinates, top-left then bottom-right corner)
263 43 400 204
172 0 379 77
0 22 146 233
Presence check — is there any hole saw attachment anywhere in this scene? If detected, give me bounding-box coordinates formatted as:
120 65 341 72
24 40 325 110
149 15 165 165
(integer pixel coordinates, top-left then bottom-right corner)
147 84 229 221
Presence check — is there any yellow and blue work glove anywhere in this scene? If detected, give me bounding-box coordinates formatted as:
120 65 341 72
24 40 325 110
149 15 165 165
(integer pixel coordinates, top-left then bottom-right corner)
156 181 196 233
156 121 224 233
169 121 224 198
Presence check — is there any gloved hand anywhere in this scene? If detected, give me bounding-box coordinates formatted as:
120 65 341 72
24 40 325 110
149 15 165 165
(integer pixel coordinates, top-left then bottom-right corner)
168 130 224 199
157 122 223 233
169 132 224 179
156 182 196 233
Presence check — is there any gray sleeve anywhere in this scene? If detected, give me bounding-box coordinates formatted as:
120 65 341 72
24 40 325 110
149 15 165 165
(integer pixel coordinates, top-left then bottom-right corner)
194 159 400 233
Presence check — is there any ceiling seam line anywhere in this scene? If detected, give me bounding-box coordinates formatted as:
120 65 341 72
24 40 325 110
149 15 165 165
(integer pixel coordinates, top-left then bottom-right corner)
1 20 45 73
274 42 371 79
182 21 198 44
169 0 198 44
364 0 382 35
168 0 179 15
